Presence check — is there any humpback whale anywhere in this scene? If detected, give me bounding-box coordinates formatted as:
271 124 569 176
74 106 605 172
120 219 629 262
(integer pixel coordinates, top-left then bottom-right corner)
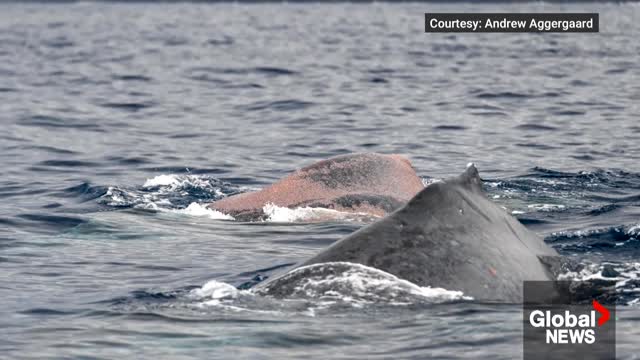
208 153 425 221
256 164 560 303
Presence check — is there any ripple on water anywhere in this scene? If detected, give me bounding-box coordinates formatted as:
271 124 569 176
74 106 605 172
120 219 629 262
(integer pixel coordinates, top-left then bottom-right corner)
16 214 87 233
243 99 315 112
19 115 103 131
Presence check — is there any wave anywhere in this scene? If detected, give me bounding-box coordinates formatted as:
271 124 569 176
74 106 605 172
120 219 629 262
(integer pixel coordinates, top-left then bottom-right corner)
99 174 242 210
483 168 640 230
113 262 471 317
254 262 472 306
546 223 640 249
557 261 640 306
175 262 471 316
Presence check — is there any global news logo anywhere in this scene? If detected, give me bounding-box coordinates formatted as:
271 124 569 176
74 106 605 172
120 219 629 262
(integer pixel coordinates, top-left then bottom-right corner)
528 300 610 345
523 281 616 360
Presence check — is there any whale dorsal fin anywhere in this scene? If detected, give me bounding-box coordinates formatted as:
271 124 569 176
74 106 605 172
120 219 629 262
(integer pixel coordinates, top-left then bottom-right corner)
407 163 483 208
450 162 483 193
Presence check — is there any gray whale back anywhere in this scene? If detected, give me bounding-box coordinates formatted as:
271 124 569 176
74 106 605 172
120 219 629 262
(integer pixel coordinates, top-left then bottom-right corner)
258 164 559 303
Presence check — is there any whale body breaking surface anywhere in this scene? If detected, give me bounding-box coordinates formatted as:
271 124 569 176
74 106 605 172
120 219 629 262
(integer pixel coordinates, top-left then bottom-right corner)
208 153 425 221
256 164 561 303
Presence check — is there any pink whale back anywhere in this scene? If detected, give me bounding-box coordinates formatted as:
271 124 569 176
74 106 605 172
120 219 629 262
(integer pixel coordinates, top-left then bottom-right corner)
208 153 425 219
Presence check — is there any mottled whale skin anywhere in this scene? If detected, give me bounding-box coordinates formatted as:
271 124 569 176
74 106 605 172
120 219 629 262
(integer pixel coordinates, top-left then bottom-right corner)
257 164 560 303
208 153 425 221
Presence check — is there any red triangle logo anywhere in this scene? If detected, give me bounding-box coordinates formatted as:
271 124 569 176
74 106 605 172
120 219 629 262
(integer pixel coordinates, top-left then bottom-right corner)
592 300 610 327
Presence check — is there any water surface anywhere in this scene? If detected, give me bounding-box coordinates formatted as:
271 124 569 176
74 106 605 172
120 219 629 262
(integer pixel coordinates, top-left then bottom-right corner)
1 2 639 359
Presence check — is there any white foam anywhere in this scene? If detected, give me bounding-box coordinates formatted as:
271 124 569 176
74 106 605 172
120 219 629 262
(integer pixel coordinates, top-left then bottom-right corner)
527 203 566 212
190 280 240 300
186 263 471 315
170 202 235 220
262 203 376 223
551 227 608 239
558 268 623 282
422 177 443 187
531 178 569 186
143 174 182 188
264 262 472 304
103 186 127 206
188 280 265 311
100 174 232 212
142 174 225 196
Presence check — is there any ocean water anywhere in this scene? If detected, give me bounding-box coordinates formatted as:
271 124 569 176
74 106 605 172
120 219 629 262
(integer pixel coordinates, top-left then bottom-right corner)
1 2 640 359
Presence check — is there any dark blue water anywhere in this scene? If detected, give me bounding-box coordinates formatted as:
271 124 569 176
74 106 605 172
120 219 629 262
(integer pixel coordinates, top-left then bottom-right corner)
1 2 640 359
